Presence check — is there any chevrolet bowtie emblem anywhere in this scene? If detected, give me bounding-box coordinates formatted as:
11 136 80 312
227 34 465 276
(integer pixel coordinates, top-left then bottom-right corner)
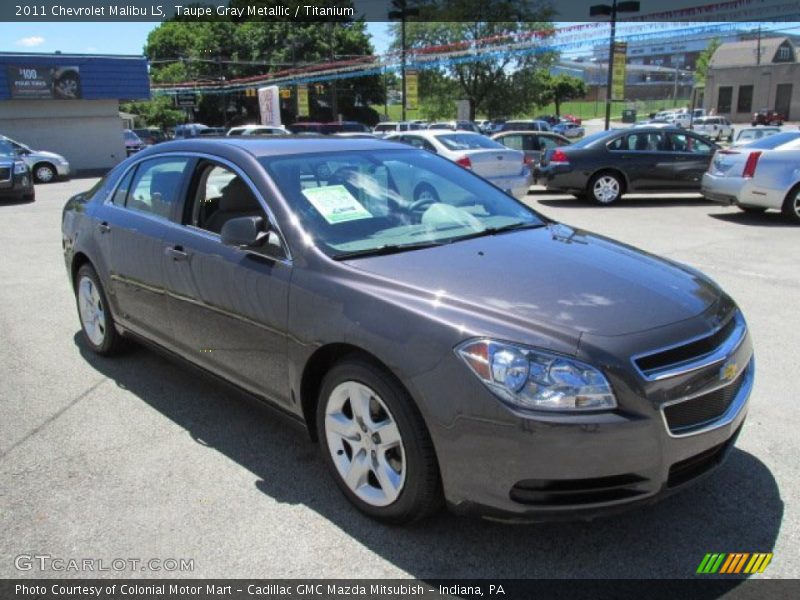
720 360 738 383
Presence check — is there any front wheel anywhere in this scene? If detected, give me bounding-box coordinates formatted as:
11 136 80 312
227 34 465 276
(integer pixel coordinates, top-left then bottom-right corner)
74 264 127 355
588 172 623 205
33 163 56 183
317 359 442 523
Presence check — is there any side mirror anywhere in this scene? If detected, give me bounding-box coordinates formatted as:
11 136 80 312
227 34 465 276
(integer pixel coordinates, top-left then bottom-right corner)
220 216 268 248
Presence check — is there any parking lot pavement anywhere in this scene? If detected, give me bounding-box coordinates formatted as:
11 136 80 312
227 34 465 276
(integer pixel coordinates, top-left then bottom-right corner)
1 179 797 580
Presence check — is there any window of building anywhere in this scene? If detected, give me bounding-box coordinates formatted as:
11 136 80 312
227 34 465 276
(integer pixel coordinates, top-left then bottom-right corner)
777 45 792 61
737 85 754 113
717 87 733 113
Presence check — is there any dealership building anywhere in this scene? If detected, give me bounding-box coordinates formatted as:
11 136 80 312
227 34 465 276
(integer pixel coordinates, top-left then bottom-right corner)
0 52 149 174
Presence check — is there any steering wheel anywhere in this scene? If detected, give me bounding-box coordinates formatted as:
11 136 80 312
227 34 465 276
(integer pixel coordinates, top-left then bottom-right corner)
408 183 440 212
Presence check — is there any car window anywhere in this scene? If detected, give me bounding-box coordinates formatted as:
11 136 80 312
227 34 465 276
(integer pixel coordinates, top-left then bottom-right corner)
616 132 665 151
260 149 542 258
0 140 15 156
744 132 800 149
435 134 505 151
499 135 523 150
228 129 244 136
403 136 436 152
126 157 191 219
667 132 712 154
185 162 266 235
112 167 136 206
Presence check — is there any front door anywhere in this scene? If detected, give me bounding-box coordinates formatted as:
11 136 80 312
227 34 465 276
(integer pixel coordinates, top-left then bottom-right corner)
163 159 292 405
664 131 716 190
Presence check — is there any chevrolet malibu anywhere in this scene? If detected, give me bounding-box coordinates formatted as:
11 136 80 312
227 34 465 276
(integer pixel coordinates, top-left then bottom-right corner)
62 138 754 523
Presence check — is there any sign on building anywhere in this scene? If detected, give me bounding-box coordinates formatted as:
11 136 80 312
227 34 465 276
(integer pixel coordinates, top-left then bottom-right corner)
296 84 310 117
611 42 627 101
7 65 81 100
258 86 282 126
405 70 419 111
174 92 197 108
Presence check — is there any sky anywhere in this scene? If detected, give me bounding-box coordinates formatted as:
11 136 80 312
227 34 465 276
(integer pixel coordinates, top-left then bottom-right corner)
0 22 393 56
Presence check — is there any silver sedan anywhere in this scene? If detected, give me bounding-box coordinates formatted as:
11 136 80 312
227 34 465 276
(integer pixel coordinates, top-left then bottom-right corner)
702 131 800 222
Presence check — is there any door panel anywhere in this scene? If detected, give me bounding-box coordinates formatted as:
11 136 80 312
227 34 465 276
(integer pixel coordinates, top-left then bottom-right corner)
665 132 715 190
164 161 292 404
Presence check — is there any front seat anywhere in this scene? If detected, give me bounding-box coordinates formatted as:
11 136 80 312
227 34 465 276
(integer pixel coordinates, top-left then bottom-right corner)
205 177 263 234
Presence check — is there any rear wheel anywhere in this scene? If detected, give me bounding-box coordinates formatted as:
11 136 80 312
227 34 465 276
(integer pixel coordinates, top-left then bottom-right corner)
317 359 442 523
588 172 623 205
781 186 800 224
74 264 127 355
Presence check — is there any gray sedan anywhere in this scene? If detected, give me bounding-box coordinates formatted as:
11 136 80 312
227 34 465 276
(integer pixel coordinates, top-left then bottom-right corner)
62 137 754 523
0 135 70 183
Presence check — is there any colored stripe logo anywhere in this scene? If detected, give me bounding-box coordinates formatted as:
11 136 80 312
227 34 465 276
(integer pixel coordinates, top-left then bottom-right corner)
697 553 773 574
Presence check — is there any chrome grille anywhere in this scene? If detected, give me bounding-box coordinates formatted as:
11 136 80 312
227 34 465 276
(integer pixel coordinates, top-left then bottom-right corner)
663 366 747 434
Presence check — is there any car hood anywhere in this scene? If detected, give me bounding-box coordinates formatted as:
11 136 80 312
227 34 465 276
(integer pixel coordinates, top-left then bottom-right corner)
31 150 65 161
344 224 720 337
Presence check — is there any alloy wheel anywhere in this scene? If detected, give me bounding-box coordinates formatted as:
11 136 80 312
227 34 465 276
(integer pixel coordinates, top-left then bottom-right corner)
35 165 55 183
324 381 406 507
593 175 620 204
77 276 107 346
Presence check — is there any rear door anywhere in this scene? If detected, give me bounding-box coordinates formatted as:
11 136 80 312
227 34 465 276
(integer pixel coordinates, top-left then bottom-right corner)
93 156 192 345
664 131 716 190
163 158 292 404
606 132 668 190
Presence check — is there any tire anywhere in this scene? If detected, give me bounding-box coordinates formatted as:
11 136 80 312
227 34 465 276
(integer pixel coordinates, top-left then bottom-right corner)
33 162 56 184
74 264 127 355
781 186 800 224
738 206 766 214
316 359 442 524
588 171 624 205
715 131 722 141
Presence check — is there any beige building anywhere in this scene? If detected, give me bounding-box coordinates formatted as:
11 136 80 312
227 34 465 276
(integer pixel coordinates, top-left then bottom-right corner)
705 37 798 122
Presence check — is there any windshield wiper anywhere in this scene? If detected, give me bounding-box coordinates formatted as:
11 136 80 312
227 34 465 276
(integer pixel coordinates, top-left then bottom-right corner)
333 240 446 260
452 221 545 242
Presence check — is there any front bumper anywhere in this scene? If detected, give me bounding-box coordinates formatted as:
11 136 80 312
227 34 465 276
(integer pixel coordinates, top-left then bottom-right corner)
55 161 71 177
0 170 34 200
418 306 754 521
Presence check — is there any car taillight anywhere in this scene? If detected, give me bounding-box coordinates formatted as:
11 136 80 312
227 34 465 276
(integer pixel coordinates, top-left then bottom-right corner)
456 155 472 169
742 151 762 178
550 149 569 164
523 154 534 166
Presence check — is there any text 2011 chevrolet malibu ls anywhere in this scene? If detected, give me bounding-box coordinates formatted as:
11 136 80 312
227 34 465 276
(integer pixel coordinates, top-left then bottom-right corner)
62 138 754 523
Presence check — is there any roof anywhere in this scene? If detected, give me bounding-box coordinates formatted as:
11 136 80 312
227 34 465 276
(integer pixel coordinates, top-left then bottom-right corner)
135 137 403 159
710 37 796 67
0 52 149 101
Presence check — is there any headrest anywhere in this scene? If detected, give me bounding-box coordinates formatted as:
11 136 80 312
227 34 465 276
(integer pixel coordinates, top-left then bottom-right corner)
219 177 260 212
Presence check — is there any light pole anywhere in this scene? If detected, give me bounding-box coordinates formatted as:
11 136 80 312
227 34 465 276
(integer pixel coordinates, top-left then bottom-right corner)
590 0 639 130
389 0 419 122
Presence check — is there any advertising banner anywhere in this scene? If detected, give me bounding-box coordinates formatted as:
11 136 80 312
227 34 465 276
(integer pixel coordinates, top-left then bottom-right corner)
296 84 310 118
405 70 419 111
7 65 81 99
611 42 627 102
258 85 282 126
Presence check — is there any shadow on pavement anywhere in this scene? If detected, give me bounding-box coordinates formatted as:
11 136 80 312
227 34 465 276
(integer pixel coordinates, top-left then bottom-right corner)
74 333 783 588
709 211 797 228
536 196 716 209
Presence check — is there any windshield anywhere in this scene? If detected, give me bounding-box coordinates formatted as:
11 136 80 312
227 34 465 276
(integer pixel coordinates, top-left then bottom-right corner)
435 134 505 151
744 132 800 149
0 140 15 157
260 149 544 258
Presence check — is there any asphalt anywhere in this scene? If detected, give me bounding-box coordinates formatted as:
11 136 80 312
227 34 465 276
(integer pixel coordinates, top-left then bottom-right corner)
0 178 797 580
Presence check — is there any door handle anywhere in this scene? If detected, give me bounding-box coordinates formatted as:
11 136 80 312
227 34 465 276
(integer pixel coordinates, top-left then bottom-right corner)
165 246 190 261
98 221 111 234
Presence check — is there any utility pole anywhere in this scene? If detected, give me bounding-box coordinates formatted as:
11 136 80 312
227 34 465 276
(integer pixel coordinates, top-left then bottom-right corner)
329 22 339 121
389 1 419 123
756 24 762 65
590 1 640 130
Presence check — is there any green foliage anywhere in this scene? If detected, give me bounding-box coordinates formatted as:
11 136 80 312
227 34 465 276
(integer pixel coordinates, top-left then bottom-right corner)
144 2 384 124
543 73 588 115
390 1 556 119
121 95 186 130
695 37 721 85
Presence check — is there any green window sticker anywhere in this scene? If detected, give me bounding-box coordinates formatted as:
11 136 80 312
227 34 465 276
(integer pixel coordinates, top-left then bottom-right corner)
302 185 373 224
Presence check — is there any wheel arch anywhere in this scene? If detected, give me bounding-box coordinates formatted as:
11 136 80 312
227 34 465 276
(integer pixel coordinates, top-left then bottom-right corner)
70 251 93 289
300 343 408 442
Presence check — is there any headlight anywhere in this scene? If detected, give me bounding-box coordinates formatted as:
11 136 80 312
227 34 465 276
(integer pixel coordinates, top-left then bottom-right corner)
14 161 28 175
456 339 617 412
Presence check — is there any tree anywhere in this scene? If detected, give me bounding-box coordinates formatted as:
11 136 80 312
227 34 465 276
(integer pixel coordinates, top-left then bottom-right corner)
143 2 384 125
695 37 721 86
121 95 185 130
545 74 587 116
390 0 556 120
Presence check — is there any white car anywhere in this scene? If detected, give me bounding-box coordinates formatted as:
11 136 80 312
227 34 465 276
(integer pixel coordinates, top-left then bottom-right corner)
692 117 734 142
227 125 290 136
731 127 782 147
386 130 531 199
372 121 424 137
552 121 585 138
702 131 800 221
0 135 70 183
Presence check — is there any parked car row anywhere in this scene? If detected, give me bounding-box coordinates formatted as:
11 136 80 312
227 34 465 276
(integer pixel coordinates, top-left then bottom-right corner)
0 134 70 184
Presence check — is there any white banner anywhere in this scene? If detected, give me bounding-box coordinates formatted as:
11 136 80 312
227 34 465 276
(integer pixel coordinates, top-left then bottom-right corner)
258 86 282 126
